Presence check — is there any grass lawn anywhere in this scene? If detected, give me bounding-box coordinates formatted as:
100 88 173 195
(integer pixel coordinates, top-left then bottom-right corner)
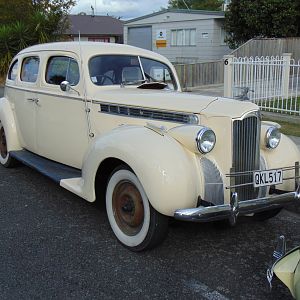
257 97 300 115
262 117 300 137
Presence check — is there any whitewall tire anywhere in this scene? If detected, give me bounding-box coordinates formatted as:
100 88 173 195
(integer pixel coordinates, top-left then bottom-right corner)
106 167 168 251
0 123 16 168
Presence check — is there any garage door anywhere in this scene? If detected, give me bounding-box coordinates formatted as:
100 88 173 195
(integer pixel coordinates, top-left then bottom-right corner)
128 27 152 50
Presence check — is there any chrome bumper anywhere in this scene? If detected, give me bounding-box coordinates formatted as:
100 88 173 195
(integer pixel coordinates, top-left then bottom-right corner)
174 185 300 225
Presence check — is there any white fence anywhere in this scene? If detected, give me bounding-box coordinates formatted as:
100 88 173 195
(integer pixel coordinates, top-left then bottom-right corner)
224 53 300 115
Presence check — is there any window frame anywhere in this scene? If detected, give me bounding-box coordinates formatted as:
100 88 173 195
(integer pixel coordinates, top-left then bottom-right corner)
170 28 196 47
20 56 40 83
45 55 80 87
7 59 19 81
88 54 178 90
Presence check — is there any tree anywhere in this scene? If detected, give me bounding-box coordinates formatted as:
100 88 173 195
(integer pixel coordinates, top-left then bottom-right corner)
168 0 223 11
224 0 299 49
0 0 75 75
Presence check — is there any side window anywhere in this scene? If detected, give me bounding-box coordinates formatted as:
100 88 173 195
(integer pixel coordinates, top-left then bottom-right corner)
21 57 40 83
8 60 18 81
46 56 79 86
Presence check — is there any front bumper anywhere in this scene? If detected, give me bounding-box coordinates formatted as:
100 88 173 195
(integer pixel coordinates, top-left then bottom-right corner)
174 185 300 225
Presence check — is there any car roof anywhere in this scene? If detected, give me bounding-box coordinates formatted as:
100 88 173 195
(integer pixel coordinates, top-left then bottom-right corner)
18 42 171 64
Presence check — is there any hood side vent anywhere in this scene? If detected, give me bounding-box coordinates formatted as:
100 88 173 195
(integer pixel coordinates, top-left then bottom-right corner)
99 103 198 124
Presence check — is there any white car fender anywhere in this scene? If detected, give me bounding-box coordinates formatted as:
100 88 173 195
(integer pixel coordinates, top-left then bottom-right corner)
81 125 200 216
261 134 300 192
0 97 21 152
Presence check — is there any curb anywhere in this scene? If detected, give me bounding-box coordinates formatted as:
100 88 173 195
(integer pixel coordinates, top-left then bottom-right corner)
262 111 300 124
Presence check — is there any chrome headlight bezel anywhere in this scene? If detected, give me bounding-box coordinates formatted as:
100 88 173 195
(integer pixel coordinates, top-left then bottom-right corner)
265 126 281 149
196 127 216 154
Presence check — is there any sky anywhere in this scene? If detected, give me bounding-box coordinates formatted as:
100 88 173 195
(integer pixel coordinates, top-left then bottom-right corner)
71 0 170 20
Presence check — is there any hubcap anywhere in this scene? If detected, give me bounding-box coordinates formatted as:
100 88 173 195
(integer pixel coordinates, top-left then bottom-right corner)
0 127 7 159
112 180 144 236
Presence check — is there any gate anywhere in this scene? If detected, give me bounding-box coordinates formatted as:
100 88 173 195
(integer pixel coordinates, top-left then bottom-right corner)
224 54 300 115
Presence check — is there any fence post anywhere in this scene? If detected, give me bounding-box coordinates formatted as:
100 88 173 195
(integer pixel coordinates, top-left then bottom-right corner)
223 55 234 97
281 53 292 99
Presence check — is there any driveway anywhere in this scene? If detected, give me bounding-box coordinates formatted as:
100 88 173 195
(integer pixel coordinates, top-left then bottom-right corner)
0 164 298 299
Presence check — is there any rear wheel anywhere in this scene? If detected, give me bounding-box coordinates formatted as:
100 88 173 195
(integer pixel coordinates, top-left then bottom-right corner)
0 124 16 168
106 167 168 251
253 208 282 221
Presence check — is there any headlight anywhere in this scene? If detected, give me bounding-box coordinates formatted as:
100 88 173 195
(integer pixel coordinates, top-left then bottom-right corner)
196 128 216 153
265 126 281 149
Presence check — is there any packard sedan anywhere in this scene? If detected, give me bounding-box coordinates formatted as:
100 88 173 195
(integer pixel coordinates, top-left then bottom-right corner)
0 42 299 251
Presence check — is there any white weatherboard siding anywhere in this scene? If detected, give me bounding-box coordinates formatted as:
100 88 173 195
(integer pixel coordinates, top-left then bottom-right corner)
124 11 230 63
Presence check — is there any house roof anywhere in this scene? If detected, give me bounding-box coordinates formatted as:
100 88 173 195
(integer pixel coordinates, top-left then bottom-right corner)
67 15 123 36
125 8 225 24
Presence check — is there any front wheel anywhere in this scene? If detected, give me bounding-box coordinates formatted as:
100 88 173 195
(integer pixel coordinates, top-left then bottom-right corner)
106 167 169 251
0 124 16 168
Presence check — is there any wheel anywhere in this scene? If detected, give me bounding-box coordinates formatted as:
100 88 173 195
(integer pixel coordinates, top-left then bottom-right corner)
106 166 169 251
0 124 16 168
253 208 282 221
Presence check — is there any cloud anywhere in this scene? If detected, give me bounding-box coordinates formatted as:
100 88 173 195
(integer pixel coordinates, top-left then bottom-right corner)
71 0 169 19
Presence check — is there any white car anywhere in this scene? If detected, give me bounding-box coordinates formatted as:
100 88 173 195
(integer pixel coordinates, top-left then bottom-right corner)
0 42 299 251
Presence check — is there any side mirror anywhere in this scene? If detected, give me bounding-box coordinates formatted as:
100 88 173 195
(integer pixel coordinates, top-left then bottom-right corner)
60 81 71 92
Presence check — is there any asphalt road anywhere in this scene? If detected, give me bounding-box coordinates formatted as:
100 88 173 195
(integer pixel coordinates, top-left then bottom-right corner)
0 163 299 299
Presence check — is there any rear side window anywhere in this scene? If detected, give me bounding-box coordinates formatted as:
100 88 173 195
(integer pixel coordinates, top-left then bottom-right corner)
46 56 79 86
21 56 40 83
8 60 18 81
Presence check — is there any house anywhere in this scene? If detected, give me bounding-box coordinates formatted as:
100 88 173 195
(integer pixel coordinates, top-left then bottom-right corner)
66 14 123 43
124 9 230 63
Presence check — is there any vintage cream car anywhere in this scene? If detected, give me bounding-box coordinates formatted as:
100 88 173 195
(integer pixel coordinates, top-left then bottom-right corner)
0 42 299 251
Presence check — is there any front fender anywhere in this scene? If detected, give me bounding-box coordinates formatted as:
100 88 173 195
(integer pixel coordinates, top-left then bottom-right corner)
262 134 300 191
82 125 200 216
0 97 21 152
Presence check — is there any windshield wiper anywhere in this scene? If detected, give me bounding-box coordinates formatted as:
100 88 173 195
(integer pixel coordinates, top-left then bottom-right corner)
137 82 168 90
121 79 147 87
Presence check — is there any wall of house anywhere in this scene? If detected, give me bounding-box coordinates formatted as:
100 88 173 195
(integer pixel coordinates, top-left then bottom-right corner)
72 36 116 43
124 12 230 63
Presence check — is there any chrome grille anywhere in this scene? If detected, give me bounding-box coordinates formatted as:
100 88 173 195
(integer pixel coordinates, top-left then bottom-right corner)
232 114 261 200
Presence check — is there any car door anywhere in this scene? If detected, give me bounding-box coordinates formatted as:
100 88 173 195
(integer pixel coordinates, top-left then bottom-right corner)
10 55 40 152
36 53 88 169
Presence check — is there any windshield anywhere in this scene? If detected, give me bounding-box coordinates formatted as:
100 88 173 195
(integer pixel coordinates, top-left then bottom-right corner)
88 55 177 90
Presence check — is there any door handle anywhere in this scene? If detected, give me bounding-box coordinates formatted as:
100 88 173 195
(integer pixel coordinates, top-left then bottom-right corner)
26 98 39 105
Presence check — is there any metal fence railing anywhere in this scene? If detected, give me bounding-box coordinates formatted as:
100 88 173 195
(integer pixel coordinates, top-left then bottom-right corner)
224 54 300 115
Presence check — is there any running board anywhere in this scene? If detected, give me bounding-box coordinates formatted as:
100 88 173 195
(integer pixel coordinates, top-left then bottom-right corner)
10 150 81 183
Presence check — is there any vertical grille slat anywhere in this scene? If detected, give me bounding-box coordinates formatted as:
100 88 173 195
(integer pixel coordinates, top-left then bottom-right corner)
233 115 261 201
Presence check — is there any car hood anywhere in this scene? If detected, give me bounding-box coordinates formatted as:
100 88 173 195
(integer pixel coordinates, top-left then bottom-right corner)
91 88 258 118
92 88 216 114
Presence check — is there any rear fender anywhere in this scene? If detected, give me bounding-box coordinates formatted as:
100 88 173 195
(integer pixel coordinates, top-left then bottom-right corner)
0 97 21 152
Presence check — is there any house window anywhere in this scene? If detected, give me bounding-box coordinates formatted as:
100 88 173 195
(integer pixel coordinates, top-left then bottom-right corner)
220 27 228 45
171 29 196 46
88 37 110 43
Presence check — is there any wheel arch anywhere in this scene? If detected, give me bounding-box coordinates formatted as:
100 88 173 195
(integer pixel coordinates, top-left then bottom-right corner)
94 157 130 205
82 125 200 216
